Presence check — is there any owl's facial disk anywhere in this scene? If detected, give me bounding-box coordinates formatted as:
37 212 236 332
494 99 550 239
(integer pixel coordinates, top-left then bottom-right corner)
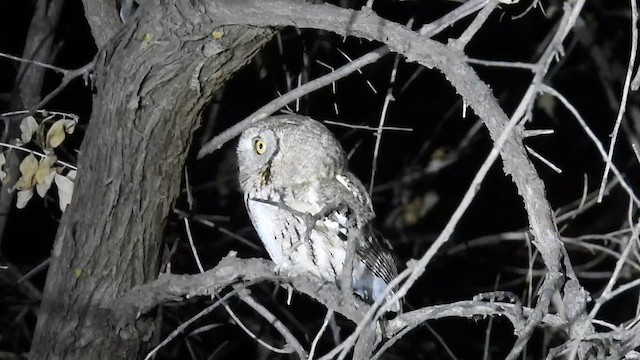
237 128 278 191
237 116 348 192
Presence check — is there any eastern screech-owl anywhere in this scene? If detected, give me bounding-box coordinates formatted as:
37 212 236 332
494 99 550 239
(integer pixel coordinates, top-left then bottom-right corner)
237 115 401 312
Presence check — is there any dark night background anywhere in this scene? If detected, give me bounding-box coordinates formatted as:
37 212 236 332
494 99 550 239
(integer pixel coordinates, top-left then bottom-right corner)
1 0 638 359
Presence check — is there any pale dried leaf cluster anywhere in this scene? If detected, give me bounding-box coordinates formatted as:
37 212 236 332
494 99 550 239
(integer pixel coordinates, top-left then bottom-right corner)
0 111 78 211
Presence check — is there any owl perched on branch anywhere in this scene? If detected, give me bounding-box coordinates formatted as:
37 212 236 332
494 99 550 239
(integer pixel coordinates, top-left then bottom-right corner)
237 115 401 312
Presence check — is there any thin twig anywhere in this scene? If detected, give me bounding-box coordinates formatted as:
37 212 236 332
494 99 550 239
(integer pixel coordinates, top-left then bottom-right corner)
323 120 412 132
369 53 400 195
309 309 334 360
0 141 77 170
28 62 94 117
420 0 490 36
0 51 68 75
567 222 640 360
510 0 586 123
525 145 563 174
143 285 251 360
197 46 390 158
597 0 638 202
336 48 378 94
541 85 640 206
453 0 499 50
465 57 537 70
370 299 565 360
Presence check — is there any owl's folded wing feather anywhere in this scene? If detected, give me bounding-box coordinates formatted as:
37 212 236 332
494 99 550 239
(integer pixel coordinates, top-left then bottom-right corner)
319 174 400 300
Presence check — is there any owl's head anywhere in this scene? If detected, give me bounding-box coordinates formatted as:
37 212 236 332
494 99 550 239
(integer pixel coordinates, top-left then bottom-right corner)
236 115 347 192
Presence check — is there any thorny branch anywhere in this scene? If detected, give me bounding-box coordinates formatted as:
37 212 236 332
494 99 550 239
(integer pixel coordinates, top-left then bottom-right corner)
189 0 592 358
20 0 630 358
120 252 640 358
115 254 566 337
115 254 368 326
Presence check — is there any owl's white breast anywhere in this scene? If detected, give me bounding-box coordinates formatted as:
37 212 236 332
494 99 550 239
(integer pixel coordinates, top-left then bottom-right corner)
245 183 349 281
246 193 286 265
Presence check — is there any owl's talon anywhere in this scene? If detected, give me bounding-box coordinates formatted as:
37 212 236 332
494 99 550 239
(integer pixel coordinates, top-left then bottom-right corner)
273 259 290 275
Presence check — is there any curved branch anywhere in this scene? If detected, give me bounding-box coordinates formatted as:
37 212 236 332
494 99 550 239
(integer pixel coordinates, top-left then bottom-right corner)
115 254 567 351
194 0 587 356
114 254 368 326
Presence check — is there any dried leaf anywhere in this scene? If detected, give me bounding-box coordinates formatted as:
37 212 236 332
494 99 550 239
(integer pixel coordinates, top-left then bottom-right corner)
35 156 57 183
46 120 66 148
20 116 39 144
15 154 38 190
54 173 74 212
61 119 77 134
66 170 77 181
16 188 33 209
36 170 56 197
20 154 38 176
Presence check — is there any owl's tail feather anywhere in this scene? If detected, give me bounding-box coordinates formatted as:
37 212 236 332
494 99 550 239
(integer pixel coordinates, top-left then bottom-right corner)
352 261 402 313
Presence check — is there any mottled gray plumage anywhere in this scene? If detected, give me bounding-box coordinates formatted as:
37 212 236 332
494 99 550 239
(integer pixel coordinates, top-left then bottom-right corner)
237 115 401 312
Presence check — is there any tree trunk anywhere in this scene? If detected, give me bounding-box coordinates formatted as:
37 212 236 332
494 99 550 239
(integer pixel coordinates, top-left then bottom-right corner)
11 0 65 109
29 2 276 358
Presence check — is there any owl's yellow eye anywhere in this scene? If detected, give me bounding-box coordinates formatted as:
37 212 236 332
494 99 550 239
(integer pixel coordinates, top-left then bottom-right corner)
254 138 267 155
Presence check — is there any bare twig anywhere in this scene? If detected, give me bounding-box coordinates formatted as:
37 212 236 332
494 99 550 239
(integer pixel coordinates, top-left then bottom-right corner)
309 309 334 360
465 57 537 70
323 120 411 132
197 46 390 158
453 0 500 50
143 284 251 360
597 0 638 202
235 286 307 357
27 61 94 115
567 222 640 360
373 299 565 359
0 52 68 75
369 53 400 194
525 145 563 174
510 0 586 123
541 85 640 206
419 0 490 36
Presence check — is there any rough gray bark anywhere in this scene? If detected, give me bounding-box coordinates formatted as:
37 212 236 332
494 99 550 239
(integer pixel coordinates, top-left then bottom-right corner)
29 1 276 358
80 0 121 49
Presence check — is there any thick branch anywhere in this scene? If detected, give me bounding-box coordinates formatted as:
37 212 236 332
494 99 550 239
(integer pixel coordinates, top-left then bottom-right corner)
116 254 368 325
194 1 587 357
116 255 567 342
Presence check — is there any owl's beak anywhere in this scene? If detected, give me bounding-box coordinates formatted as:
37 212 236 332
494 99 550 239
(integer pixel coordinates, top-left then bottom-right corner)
258 165 272 187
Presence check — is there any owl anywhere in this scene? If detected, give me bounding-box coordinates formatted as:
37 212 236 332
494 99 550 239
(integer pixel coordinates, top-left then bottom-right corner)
237 115 401 312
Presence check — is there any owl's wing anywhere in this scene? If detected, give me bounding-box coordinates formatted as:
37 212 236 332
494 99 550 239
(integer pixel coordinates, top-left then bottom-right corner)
319 173 399 286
